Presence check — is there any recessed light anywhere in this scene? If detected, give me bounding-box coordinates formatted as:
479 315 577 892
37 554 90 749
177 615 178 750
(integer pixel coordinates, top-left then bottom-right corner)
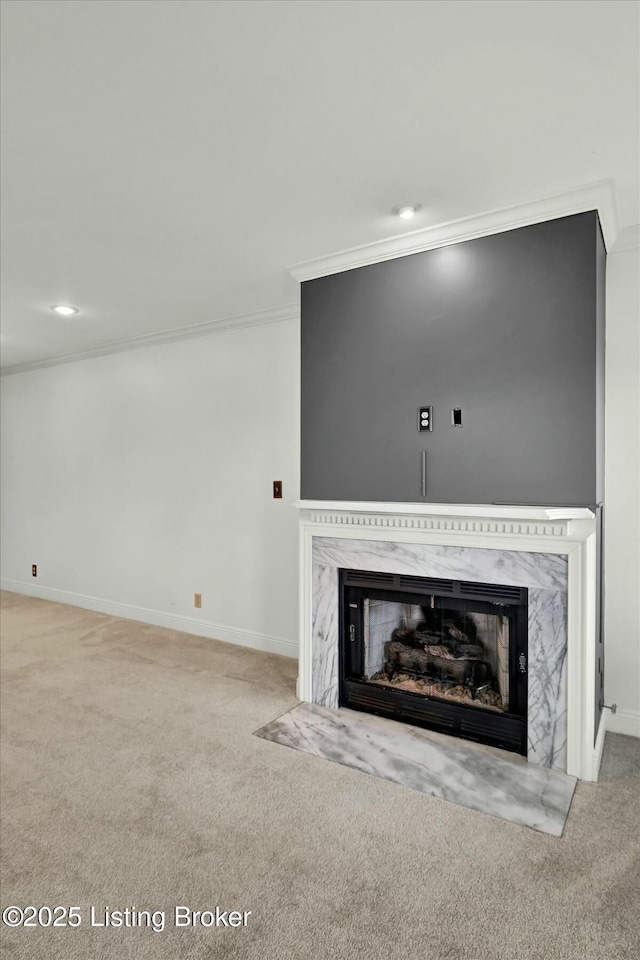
393 203 422 220
51 305 79 316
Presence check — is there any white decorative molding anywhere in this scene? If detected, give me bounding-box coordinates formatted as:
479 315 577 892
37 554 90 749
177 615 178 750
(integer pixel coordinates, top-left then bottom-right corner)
306 512 570 537
295 500 594 539
288 180 619 281
611 223 640 252
0 302 300 377
296 501 599 781
606 708 640 739
0 579 298 660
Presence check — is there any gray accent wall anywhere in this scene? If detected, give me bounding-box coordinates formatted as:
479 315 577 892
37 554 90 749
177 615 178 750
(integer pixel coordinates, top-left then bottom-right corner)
301 212 605 507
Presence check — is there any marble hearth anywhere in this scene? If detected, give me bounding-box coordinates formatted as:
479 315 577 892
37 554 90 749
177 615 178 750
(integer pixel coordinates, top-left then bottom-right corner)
296 501 603 782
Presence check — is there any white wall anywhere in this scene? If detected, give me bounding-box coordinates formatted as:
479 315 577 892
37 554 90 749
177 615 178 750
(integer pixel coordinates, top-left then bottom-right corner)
604 244 640 736
0 317 301 657
1 249 639 734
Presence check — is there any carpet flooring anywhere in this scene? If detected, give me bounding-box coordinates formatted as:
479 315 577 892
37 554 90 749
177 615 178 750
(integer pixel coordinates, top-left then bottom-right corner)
1 590 638 960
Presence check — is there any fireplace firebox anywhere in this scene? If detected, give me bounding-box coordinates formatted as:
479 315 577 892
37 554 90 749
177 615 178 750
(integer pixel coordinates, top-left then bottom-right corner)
339 569 528 754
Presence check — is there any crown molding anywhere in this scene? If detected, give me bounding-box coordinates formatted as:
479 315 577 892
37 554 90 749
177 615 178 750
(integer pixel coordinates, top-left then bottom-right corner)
0 302 300 377
611 223 640 252
288 180 620 282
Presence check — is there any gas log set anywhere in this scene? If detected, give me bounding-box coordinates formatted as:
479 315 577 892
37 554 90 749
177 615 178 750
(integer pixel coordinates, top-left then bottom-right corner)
371 607 506 711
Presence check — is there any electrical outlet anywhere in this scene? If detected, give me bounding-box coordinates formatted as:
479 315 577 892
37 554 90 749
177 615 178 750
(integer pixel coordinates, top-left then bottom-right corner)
31 564 37 577
418 406 433 432
169 589 177 606
194 593 202 609
273 480 282 499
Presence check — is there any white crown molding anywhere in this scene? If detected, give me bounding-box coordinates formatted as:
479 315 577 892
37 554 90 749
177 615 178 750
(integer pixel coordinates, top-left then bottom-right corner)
288 180 620 282
0 302 300 377
611 223 640 252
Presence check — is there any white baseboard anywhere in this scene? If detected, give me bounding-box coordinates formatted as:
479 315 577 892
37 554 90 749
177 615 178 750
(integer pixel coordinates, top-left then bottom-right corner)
1 579 298 660
606 708 640 739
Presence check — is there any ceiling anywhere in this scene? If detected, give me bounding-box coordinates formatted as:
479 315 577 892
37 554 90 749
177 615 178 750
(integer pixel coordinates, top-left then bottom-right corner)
1 0 638 372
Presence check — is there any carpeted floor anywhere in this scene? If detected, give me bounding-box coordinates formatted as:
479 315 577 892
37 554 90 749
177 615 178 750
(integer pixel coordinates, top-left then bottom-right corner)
1 591 638 960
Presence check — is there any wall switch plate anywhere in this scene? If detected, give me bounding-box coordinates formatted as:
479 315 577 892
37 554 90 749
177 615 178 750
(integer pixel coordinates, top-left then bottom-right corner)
31 564 37 577
273 480 282 499
418 406 433 432
194 593 202 608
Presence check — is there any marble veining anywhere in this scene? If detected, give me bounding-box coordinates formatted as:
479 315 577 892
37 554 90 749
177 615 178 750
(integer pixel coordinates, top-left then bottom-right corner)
312 562 339 707
255 703 576 836
527 589 568 768
313 538 567 591
311 537 568 770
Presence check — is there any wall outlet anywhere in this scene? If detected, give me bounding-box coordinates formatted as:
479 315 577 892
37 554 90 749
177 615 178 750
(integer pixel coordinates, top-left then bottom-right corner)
273 480 282 499
31 564 37 577
169 589 177 606
194 593 202 609
418 406 433 432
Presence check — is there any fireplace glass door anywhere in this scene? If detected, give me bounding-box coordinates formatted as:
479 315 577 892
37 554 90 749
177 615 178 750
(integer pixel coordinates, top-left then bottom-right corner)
340 570 528 754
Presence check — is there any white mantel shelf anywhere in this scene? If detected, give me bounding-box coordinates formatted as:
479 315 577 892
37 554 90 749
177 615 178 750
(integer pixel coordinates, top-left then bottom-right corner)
294 500 594 521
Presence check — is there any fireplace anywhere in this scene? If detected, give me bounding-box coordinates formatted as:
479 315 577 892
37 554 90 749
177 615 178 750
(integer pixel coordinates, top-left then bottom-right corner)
296 500 602 780
340 569 528 754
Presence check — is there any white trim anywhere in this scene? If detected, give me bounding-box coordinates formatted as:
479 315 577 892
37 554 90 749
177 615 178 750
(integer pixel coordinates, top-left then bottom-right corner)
287 180 619 281
297 523 314 701
300 521 578 555
0 580 297 660
567 530 598 780
294 499 594 532
606 708 640 739
1 303 300 377
611 223 640 252
590 714 608 783
294 499 594 520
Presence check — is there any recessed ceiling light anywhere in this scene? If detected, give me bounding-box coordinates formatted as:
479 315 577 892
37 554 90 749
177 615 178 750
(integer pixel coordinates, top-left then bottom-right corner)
51 305 79 316
393 203 422 220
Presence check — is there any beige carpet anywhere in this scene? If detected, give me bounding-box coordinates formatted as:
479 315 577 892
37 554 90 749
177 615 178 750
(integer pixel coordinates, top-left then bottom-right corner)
1 591 638 960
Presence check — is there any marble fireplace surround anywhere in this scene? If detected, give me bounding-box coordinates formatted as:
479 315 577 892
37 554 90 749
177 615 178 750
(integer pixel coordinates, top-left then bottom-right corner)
296 501 603 782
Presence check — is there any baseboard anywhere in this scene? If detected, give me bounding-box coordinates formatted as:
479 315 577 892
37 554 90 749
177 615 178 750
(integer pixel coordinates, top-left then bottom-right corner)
606 708 640 739
0 579 298 660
